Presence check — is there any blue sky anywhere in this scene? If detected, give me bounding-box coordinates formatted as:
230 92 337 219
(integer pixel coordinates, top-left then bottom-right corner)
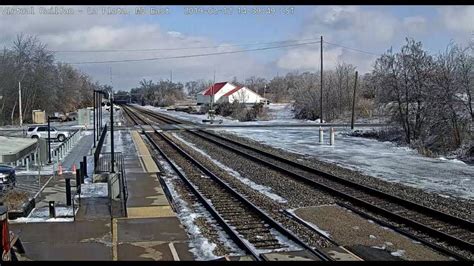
0 5 472 89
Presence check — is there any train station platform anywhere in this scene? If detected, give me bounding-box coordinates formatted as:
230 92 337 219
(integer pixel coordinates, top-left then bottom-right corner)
9 128 194 261
108 129 193 261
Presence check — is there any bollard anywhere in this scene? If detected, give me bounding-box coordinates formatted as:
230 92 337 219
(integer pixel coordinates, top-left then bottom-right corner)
83 156 88 178
0 206 8 260
65 177 72 206
49 201 56 218
79 162 84 184
330 127 335 146
26 156 29 171
76 169 81 194
319 127 324 144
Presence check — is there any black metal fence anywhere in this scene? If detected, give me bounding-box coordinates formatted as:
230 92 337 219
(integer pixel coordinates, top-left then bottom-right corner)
96 152 128 217
94 124 108 171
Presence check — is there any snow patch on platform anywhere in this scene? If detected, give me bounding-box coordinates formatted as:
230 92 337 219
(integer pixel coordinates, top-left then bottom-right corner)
79 183 108 198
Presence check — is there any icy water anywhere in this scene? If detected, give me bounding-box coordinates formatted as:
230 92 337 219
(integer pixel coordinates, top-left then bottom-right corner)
218 127 474 200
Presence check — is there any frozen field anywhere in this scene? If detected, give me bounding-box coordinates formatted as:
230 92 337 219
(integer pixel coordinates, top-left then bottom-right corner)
217 127 474 200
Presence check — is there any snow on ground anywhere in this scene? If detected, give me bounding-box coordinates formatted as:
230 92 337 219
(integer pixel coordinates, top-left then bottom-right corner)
266 103 294 120
168 133 302 254
140 103 322 125
158 158 244 260
171 133 288 204
11 206 75 223
79 183 108 198
215 127 474 200
139 103 474 199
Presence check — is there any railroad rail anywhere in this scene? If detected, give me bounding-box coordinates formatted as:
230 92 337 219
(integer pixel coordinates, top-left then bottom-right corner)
124 104 474 260
123 104 332 261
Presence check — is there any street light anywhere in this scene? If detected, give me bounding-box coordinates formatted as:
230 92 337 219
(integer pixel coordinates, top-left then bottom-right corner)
99 89 115 173
47 116 52 164
93 90 96 148
93 89 103 147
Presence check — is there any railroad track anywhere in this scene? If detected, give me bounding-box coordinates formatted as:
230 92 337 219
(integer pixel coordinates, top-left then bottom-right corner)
125 104 474 260
123 105 332 261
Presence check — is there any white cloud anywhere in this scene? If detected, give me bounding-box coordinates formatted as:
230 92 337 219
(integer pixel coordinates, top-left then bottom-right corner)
276 6 432 74
0 7 267 89
438 6 474 33
403 16 427 35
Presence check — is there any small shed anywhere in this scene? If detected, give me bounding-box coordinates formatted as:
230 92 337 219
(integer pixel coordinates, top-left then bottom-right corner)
32 110 46 124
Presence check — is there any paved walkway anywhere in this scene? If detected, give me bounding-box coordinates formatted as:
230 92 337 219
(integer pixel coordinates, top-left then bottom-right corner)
62 132 93 171
9 130 112 261
9 127 193 261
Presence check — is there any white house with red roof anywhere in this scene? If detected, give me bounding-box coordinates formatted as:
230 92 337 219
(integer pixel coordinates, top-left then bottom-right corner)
196 82 266 105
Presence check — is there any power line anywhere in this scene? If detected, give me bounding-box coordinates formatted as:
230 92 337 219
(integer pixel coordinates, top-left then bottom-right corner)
52 38 320 53
67 40 321 65
324 41 380 56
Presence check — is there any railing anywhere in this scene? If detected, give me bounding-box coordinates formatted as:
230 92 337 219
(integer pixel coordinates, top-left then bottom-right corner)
51 129 81 163
97 152 127 217
94 124 108 171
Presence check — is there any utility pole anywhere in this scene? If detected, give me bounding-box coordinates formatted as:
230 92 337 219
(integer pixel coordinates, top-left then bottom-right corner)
212 70 215 109
209 70 216 122
320 35 323 123
351 71 358 130
109 67 113 87
18 81 22 127
170 70 173 83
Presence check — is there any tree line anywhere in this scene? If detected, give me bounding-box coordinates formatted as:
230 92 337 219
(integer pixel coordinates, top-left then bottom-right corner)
0 34 103 126
372 38 473 155
161 38 472 156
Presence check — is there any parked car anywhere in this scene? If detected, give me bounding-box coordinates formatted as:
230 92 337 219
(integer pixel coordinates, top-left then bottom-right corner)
0 164 16 191
26 125 70 142
106 104 121 111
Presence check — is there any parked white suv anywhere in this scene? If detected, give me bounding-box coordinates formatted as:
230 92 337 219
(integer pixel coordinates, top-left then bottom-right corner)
26 126 70 142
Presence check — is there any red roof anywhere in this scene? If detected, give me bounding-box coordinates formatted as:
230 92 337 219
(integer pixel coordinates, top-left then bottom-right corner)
203 82 228 96
223 86 241 97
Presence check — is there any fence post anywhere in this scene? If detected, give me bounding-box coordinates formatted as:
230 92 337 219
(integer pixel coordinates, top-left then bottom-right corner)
76 169 81 194
83 156 88 178
319 127 324 144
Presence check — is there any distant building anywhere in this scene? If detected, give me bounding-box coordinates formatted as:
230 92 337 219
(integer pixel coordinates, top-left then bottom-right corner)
196 82 266 105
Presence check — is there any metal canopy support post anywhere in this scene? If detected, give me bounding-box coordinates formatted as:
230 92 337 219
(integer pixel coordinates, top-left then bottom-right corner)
110 91 115 173
93 91 96 148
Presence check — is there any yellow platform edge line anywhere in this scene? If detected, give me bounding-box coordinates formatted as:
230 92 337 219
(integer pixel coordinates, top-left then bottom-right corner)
112 218 118 261
126 206 175 218
130 130 160 173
